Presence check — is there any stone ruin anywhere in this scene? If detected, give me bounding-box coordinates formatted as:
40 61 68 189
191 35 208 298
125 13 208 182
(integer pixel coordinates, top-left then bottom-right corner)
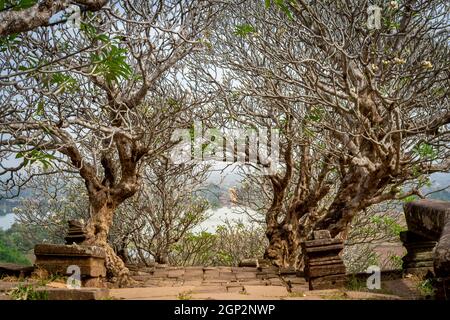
65 220 87 245
34 220 107 287
28 199 450 299
400 199 450 299
301 230 346 290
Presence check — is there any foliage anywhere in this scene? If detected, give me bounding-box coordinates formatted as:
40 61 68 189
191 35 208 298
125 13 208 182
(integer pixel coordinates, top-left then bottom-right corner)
0 0 37 11
0 228 31 265
15 149 56 169
169 220 267 266
91 43 133 84
9 284 48 300
417 278 435 298
234 24 256 37
343 204 406 273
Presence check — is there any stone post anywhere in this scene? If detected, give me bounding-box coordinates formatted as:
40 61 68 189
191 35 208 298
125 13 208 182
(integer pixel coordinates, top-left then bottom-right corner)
401 199 450 299
400 230 436 276
301 230 346 290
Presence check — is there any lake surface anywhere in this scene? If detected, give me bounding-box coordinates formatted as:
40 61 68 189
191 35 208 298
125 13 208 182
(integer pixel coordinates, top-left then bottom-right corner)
0 213 15 230
196 206 257 232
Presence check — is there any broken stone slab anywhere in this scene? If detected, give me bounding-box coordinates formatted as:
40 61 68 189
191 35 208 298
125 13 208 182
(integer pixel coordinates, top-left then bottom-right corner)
35 287 110 300
0 263 34 278
238 259 258 267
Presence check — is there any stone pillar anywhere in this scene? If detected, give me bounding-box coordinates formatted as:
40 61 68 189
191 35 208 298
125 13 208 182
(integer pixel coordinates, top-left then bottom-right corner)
402 199 450 300
301 230 346 290
65 220 87 244
34 244 106 287
434 218 450 299
400 231 436 276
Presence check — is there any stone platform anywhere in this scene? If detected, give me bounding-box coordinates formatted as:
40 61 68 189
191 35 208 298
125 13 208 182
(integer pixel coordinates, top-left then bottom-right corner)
34 244 106 287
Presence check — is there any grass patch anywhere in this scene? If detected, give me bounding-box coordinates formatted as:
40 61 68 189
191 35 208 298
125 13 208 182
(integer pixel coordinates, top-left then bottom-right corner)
9 284 48 300
417 278 435 299
288 291 306 297
177 290 193 300
345 275 394 295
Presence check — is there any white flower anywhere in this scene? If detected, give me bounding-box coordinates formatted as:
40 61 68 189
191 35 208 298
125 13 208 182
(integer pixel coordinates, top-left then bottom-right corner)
393 57 406 65
371 64 379 72
421 60 433 70
389 1 399 10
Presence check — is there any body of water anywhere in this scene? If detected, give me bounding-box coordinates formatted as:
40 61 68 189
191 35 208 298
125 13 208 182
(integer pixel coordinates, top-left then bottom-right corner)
196 206 257 232
0 213 15 230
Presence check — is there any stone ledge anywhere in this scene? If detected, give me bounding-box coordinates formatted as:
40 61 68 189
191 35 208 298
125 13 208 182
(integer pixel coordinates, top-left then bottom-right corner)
36 287 110 300
34 244 106 258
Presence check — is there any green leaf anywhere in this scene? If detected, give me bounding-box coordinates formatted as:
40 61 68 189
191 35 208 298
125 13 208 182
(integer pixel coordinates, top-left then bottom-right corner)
36 100 44 116
234 24 256 37
274 0 293 19
403 195 418 203
91 45 133 84
413 142 437 160
50 73 78 94
14 0 37 10
265 0 271 9
15 149 56 168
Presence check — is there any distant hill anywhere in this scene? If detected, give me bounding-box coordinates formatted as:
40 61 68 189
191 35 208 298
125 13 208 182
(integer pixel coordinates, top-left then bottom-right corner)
0 198 20 216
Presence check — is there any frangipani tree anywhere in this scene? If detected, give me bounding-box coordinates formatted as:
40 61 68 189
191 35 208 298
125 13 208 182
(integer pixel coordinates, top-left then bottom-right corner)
198 0 449 267
0 0 221 282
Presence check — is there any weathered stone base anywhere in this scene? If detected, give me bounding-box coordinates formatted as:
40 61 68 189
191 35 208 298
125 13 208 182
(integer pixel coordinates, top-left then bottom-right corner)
302 230 346 290
400 231 436 276
34 244 106 288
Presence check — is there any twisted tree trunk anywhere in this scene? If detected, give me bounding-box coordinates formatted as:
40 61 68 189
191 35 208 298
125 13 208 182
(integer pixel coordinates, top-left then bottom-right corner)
83 192 130 286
